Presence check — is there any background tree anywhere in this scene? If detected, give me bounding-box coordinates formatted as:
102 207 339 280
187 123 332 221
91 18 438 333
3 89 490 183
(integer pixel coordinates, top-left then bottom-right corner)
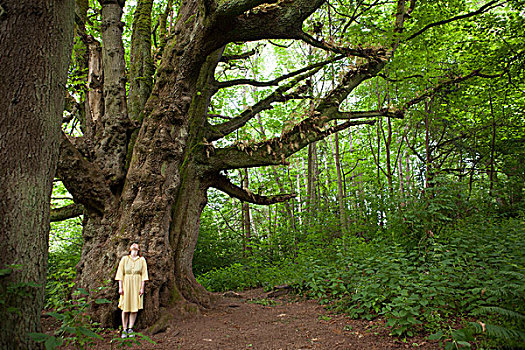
0 1 74 348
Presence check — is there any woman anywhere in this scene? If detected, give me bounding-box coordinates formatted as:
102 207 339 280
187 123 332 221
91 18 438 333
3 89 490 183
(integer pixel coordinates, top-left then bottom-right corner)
115 243 149 338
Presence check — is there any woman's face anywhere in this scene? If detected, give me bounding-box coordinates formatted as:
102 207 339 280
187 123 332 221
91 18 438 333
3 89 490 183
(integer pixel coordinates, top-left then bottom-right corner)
129 243 140 253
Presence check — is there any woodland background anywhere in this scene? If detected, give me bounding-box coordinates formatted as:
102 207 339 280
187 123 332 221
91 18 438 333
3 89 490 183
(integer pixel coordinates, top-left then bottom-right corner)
1 0 524 349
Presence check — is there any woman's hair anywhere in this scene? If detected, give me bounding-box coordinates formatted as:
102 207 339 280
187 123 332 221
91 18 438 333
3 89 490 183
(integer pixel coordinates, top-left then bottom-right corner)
128 242 142 257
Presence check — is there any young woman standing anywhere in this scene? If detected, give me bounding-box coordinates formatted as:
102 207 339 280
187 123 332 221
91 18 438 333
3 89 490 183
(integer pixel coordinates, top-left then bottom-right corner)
115 243 149 338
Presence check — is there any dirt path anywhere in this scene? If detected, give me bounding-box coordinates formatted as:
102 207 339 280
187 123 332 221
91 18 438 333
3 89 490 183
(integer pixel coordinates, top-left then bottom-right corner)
47 289 438 349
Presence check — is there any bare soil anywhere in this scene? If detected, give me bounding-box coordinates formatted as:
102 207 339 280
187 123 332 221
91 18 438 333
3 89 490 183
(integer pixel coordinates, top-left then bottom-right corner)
43 289 439 349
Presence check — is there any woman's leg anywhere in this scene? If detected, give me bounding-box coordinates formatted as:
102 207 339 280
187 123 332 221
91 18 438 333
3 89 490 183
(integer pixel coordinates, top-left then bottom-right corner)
128 312 137 330
121 311 129 330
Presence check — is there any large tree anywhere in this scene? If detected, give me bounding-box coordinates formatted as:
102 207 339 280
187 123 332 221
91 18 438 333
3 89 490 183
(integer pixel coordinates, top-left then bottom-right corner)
55 0 508 328
0 0 74 348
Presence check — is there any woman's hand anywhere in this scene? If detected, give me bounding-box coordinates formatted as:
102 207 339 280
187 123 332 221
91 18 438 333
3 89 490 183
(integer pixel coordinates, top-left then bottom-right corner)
119 287 124 295
139 287 144 296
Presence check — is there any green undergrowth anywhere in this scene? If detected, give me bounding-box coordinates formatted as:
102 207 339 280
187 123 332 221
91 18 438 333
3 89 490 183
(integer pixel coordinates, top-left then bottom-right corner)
197 216 525 348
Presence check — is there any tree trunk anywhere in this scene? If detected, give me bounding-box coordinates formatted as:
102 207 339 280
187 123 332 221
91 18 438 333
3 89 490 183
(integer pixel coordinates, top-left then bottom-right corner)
424 99 434 189
489 92 497 195
385 117 394 194
0 1 74 348
241 169 252 254
332 132 347 234
398 149 406 197
65 1 213 328
307 142 319 220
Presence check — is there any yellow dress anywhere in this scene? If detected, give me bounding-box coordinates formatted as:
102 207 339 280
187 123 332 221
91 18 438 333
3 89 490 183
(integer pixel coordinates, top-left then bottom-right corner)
115 255 149 312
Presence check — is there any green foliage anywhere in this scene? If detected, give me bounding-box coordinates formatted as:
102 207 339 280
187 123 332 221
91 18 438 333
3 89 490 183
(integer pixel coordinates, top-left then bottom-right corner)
30 285 112 350
110 331 156 349
46 217 83 309
198 209 524 347
466 306 525 348
197 260 302 292
193 201 244 276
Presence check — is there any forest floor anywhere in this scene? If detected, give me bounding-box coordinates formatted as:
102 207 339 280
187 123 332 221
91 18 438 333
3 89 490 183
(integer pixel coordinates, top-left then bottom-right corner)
44 288 439 349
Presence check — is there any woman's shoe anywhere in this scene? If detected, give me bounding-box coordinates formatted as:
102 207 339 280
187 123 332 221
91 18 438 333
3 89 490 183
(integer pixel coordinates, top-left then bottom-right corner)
121 329 128 338
127 328 135 338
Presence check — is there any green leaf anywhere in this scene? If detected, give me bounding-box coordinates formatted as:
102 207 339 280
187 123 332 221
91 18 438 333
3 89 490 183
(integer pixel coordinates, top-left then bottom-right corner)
44 336 63 350
76 288 89 295
45 312 65 320
95 298 112 304
0 268 13 276
63 326 78 335
28 333 50 342
428 331 444 340
77 327 103 339
456 340 471 347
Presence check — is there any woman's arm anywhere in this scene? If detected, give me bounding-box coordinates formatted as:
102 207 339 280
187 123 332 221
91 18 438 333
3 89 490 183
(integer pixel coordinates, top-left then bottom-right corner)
140 257 148 295
115 257 125 295
140 280 145 296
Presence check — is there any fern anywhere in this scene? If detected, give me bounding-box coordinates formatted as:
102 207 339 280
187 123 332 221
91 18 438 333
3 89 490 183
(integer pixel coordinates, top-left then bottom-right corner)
469 322 525 341
468 306 525 347
472 306 525 320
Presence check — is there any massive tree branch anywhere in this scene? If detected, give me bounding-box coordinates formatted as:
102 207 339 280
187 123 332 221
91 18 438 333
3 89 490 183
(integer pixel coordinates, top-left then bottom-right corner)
214 0 279 18
316 54 388 114
128 0 154 123
210 173 295 205
50 204 84 222
220 49 257 62
94 0 131 186
203 55 393 170
205 119 375 170
205 64 326 141
56 133 113 215
212 0 326 44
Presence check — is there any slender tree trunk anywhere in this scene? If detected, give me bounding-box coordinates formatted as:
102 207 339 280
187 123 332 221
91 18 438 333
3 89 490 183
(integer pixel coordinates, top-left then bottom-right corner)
424 100 433 189
376 118 382 188
0 1 74 348
157 0 173 58
332 132 347 235
489 93 497 195
296 158 303 225
398 149 406 197
241 169 252 254
385 117 394 194
307 142 319 221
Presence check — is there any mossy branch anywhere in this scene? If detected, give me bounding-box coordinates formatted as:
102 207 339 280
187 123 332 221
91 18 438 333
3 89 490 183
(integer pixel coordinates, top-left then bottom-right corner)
210 173 296 205
50 204 84 222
